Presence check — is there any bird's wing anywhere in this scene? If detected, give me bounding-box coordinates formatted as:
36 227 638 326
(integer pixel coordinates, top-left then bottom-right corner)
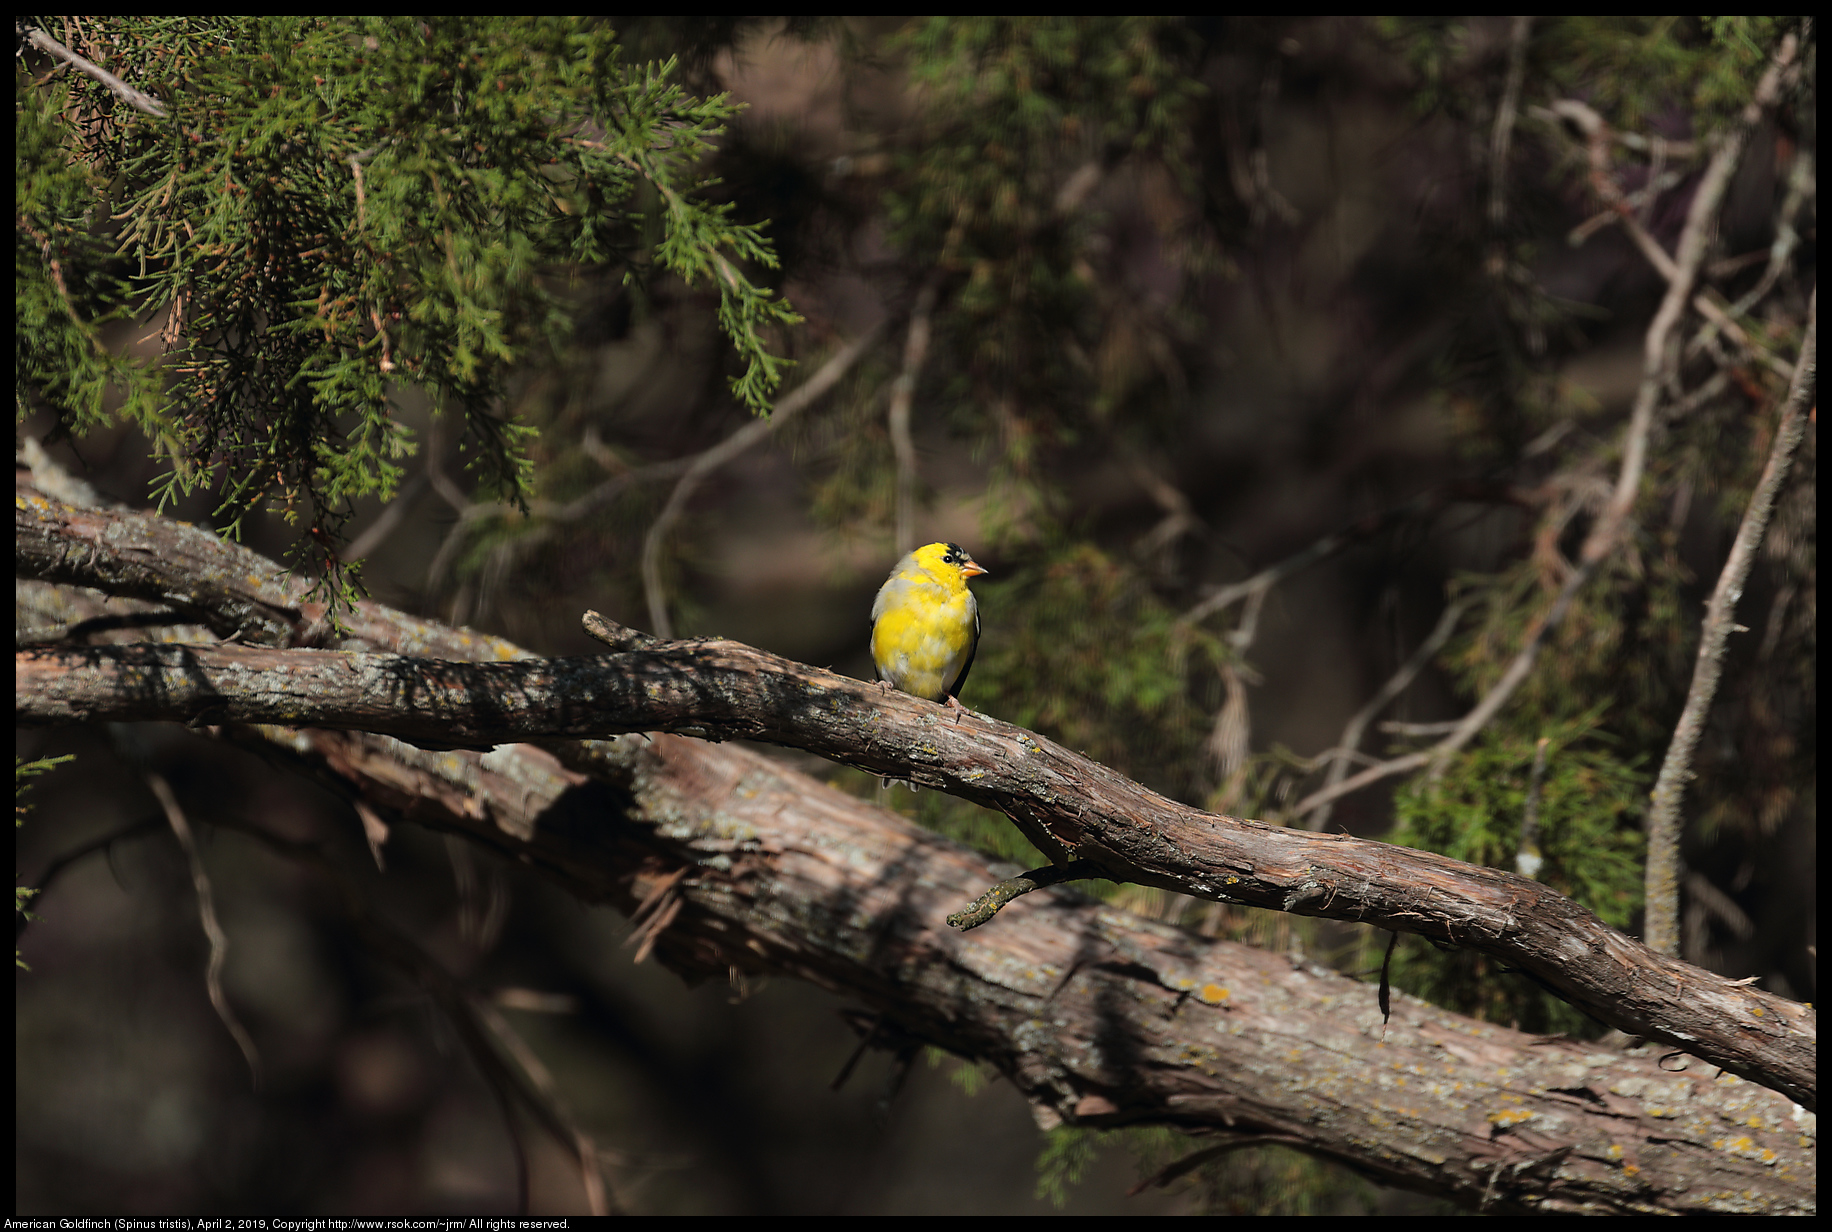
948 604 982 700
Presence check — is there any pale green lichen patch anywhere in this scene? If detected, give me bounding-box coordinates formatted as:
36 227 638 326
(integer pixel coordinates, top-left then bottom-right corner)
1714 1135 1780 1164
652 809 764 846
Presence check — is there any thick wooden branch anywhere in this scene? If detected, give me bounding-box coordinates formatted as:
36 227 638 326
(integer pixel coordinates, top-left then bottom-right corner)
264 731 1830 1214
16 627 1816 1111
14 477 1816 1210
15 478 530 658
17 484 311 644
198 718 1816 1215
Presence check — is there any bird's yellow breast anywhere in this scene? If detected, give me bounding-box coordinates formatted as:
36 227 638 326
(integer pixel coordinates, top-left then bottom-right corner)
871 571 979 702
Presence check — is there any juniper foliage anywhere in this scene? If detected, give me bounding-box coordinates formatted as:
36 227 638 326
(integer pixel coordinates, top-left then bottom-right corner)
16 16 796 595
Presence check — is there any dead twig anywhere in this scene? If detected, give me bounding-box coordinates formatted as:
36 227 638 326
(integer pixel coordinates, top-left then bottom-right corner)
1725 148 1815 320
1180 489 1466 631
1418 32 1801 782
1487 17 1533 228
1124 450 1204 566
20 23 167 117
1298 597 1472 831
476 998 615 1215
1643 291 1814 955
344 470 429 563
887 271 945 557
209 814 615 1215
144 770 263 1089
1552 93 1799 381
16 815 166 944
642 325 886 637
1516 735 1551 879
944 860 1105 931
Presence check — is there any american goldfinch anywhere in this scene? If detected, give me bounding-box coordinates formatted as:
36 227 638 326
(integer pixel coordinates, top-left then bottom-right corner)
871 541 988 718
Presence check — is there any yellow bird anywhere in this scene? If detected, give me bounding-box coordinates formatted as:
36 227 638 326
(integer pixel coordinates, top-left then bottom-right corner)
871 541 988 718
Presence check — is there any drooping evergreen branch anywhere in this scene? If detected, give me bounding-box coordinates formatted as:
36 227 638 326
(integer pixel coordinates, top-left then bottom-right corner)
17 17 798 595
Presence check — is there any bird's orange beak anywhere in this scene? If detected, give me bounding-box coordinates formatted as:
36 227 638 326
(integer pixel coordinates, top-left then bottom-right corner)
962 560 989 579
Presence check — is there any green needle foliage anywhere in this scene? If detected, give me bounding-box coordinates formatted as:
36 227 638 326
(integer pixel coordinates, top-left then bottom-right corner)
15 754 75 970
17 16 796 597
1034 1125 1101 1208
970 542 1219 794
1387 714 1646 1036
881 18 1219 547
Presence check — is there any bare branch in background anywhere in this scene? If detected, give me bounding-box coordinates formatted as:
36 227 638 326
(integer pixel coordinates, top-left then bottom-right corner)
343 469 430 563
213 815 614 1215
1419 31 1802 780
423 413 498 614
15 816 166 944
1516 735 1551 879
19 23 168 117
1643 291 1815 955
1124 449 1204 567
1487 16 1533 228
641 324 885 637
888 275 943 557
1378 719 1460 737
1685 870 1758 949
1201 660 1255 811
1224 63 1299 228
143 764 262 1089
1179 489 1461 630
1226 31 1807 821
1551 93 1801 380
1298 597 1472 831
1724 147 1815 320
475 998 615 1215
1176 487 1501 820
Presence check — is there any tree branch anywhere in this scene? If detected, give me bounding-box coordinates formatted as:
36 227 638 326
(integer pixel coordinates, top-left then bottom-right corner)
15 483 1816 1112
642 324 885 637
1642 292 1816 954
14 477 1816 1207
1415 31 1803 778
215 713 1820 1213
20 23 169 117
888 274 942 556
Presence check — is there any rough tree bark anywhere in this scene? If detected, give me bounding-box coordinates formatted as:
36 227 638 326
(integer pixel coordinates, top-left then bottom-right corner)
14 468 1817 1213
